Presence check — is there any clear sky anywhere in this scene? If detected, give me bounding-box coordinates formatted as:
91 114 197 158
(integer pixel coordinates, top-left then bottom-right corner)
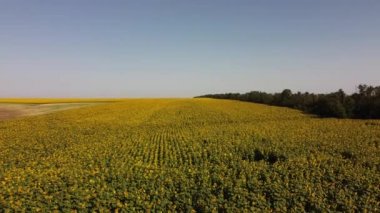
1 0 379 97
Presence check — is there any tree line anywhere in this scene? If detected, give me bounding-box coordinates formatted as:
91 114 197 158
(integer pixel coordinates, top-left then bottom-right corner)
195 85 380 119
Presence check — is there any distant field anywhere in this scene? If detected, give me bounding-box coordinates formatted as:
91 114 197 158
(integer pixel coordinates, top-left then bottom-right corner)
0 99 378 211
0 98 121 104
0 98 124 120
0 103 100 120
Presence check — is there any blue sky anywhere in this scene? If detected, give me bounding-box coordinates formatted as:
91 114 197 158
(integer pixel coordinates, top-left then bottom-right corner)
1 0 379 97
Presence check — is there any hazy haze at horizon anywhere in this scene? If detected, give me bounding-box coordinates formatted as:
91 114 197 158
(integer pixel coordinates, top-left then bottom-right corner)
1 0 379 98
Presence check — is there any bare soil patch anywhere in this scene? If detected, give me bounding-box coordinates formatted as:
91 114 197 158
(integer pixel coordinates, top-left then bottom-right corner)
0 103 99 121
0 108 21 120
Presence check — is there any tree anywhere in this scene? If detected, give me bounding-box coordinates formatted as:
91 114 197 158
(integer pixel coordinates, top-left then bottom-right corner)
195 84 380 119
279 89 293 106
312 98 347 118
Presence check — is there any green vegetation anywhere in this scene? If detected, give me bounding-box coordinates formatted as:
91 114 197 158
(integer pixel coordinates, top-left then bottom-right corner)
0 99 379 211
197 84 380 119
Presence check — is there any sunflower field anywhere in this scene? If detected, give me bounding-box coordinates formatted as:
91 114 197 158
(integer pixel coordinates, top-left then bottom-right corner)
0 99 379 212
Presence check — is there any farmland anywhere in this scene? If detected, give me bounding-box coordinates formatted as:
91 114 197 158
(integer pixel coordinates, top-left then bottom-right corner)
0 99 379 211
0 103 100 121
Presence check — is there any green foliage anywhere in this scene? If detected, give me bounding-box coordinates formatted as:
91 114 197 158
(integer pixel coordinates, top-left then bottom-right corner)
196 84 380 119
311 98 347 118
